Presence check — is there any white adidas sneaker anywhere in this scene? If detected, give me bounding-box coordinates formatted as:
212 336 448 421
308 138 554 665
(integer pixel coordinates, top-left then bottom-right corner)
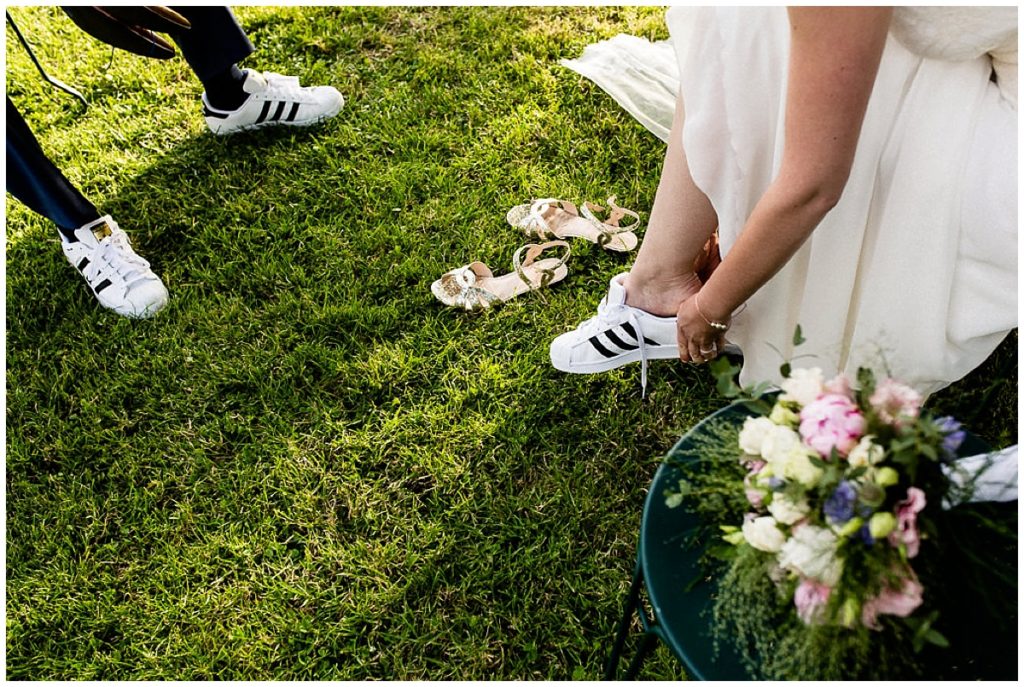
203 69 344 135
61 216 168 318
550 273 680 393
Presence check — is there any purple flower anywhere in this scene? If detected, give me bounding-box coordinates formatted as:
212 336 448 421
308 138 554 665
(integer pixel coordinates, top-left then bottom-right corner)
824 480 857 524
856 523 876 546
935 416 966 461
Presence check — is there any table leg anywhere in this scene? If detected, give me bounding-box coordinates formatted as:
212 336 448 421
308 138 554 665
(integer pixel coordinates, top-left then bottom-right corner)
624 632 658 680
603 560 644 680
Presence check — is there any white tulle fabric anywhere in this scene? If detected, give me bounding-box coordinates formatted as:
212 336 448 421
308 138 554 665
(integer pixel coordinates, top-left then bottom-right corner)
561 7 1017 396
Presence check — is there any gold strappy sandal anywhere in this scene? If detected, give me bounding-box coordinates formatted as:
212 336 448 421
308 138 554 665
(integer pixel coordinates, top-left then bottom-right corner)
505 196 641 252
431 240 571 311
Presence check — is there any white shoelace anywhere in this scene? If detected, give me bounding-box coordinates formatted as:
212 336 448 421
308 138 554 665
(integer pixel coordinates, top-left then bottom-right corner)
576 296 651 398
87 231 153 292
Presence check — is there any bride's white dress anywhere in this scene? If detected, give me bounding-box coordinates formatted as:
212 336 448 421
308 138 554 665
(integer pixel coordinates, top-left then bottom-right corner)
562 7 1017 397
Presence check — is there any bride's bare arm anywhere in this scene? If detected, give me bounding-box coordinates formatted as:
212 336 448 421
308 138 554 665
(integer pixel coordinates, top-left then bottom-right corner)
678 7 892 362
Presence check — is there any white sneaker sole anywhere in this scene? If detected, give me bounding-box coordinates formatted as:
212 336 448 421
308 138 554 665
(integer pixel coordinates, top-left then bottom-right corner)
551 344 680 374
551 341 743 374
209 99 344 136
96 284 169 319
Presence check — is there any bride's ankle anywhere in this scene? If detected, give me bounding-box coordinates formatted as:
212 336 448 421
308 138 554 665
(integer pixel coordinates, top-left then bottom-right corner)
623 272 701 317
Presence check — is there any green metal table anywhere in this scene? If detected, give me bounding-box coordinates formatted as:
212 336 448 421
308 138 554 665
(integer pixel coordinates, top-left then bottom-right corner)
604 400 1008 680
603 401 755 680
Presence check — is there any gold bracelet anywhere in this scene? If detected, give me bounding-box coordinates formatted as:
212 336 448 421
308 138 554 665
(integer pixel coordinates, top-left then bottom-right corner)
695 291 729 331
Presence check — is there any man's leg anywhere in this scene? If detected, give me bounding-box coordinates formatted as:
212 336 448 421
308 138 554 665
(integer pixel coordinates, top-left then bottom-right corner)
6 97 168 318
169 6 254 111
6 97 101 238
166 6 344 135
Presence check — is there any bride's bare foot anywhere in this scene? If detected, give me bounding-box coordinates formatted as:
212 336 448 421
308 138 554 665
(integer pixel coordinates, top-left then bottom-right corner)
622 271 702 318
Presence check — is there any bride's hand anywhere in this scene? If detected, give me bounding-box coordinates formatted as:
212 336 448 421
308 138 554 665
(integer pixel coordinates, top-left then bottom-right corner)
677 294 726 364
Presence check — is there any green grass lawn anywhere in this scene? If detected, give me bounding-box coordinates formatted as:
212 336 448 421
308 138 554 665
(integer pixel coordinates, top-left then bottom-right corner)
5 6 1017 680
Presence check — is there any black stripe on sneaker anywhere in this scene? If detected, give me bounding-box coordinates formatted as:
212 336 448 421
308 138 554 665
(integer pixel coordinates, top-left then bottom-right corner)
285 102 300 122
619 321 659 347
589 336 617 359
203 104 229 119
256 101 272 124
93 278 112 294
77 257 90 271
271 101 287 121
604 329 637 352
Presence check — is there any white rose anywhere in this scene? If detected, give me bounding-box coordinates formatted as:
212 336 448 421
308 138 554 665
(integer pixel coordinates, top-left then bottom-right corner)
767 493 810 525
847 435 885 468
780 450 824 488
738 417 776 456
778 525 844 586
779 367 825 407
742 516 787 553
761 425 803 466
760 425 823 487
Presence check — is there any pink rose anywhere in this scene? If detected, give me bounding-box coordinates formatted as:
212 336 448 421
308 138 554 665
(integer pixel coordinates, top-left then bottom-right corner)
869 378 923 427
743 460 767 508
740 455 766 471
888 487 926 558
823 373 855 401
861 572 924 630
793 578 832 626
799 394 866 458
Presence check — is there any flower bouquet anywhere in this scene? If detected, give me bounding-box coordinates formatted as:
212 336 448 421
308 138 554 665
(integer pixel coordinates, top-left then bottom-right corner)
664 339 1016 680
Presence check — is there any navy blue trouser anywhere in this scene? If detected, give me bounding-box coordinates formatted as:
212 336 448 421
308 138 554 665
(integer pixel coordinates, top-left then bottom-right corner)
6 6 254 234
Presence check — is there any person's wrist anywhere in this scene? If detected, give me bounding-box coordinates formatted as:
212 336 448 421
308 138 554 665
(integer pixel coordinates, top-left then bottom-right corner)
694 290 730 331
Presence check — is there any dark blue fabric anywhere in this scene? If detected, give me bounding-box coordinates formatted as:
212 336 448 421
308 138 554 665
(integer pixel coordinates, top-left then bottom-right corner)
170 6 254 82
6 7 254 237
6 97 98 235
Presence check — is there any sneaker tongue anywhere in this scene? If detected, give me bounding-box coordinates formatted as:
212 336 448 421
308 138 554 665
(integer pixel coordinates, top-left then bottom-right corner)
242 70 268 94
607 274 628 306
91 221 113 241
